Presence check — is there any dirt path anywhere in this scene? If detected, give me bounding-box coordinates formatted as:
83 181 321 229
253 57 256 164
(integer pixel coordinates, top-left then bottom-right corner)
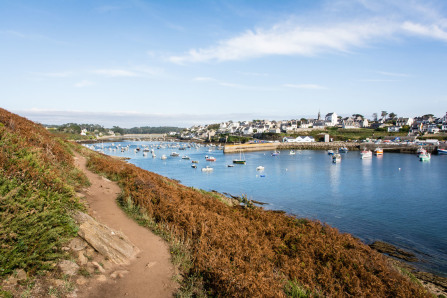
73 153 177 297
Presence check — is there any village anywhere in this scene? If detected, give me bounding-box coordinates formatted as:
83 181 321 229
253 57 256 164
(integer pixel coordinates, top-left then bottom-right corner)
179 112 447 141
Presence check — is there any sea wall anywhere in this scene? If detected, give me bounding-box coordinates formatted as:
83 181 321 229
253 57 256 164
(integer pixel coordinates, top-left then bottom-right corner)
223 142 358 153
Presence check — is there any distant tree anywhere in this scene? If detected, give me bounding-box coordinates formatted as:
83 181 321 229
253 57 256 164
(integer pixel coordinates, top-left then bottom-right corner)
372 113 378 121
389 112 397 120
207 124 220 130
111 126 124 135
300 118 307 123
352 114 364 119
381 111 388 120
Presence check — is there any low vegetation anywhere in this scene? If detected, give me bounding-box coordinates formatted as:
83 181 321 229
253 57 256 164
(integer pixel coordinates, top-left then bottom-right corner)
0 108 88 278
86 149 429 297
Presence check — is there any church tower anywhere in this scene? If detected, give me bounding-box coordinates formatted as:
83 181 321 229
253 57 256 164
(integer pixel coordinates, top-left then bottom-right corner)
317 109 321 121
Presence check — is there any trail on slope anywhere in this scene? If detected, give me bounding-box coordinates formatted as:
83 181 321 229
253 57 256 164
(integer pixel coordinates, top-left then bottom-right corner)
74 153 177 297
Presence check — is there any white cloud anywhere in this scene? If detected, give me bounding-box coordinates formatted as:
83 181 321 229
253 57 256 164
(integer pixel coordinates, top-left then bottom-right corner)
283 84 327 90
377 71 410 77
74 80 95 88
92 69 139 77
401 21 447 41
169 20 397 63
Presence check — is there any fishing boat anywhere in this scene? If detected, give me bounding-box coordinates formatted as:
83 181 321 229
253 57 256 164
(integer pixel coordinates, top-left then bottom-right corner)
191 164 197 169
327 150 334 155
227 164 234 167
360 149 372 159
437 148 447 155
233 150 246 164
271 151 280 156
374 148 383 155
182 156 190 160
201 166 214 172
419 152 431 161
206 156 216 162
289 150 296 155
256 166 265 171
339 147 349 153
332 153 341 163
417 146 426 156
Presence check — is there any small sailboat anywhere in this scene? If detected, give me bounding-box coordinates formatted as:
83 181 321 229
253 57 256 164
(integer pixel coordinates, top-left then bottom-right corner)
182 156 190 160
374 148 383 155
161 155 167 160
289 150 296 155
227 164 234 167
233 150 246 164
206 156 216 161
170 152 179 157
191 164 197 168
327 150 334 155
256 166 265 171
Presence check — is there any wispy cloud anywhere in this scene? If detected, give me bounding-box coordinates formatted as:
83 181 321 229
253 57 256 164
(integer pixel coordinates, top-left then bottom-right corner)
193 77 274 90
401 21 447 41
283 83 327 90
377 71 410 77
92 69 139 77
74 80 95 88
169 1 447 64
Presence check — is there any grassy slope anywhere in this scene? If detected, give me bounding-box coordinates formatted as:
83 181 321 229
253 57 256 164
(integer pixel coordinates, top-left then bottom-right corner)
86 150 430 297
0 108 88 277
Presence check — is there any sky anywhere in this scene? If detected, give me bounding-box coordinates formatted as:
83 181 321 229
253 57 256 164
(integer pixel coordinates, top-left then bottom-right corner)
1 0 447 127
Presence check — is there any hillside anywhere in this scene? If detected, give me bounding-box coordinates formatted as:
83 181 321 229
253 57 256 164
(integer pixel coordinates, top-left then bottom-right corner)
0 108 89 293
0 108 431 297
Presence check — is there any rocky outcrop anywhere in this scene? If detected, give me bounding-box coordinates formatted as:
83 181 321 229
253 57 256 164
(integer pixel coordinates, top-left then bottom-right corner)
369 241 418 262
72 211 140 265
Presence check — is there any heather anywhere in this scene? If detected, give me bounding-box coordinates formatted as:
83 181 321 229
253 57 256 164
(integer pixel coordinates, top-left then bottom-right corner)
86 150 429 297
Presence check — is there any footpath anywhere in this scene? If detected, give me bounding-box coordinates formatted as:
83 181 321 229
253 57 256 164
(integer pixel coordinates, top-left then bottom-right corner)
73 153 177 297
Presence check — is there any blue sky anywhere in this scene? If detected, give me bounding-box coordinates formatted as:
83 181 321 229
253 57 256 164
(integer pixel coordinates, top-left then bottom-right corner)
1 0 447 127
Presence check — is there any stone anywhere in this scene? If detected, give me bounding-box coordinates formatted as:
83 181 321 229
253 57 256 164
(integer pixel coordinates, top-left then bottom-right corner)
15 269 27 280
58 260 80 276
76 277 87 285
69 237 88 251
369 241 418 262
91 261 105 273
78 251 88 266
96 275 107 282
72 211 140 265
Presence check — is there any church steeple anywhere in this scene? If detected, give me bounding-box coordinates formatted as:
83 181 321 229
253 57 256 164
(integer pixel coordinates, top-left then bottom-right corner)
317 109 321 121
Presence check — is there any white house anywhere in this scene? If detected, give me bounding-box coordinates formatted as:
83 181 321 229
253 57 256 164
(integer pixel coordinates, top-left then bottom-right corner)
283 136 315 143
80 129 88 136
325 112 338 126
396 117 414 127
242 126 254 135
388 126 401 132
342 117 360 129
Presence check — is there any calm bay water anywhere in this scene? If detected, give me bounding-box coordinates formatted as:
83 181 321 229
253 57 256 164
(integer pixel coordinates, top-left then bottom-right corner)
98 141 447 276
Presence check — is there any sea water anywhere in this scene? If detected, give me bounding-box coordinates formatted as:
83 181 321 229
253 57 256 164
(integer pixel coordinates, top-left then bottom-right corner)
99 141 447 277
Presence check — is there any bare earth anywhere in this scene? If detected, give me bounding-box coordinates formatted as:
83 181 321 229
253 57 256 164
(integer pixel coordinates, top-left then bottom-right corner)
74 153 177 297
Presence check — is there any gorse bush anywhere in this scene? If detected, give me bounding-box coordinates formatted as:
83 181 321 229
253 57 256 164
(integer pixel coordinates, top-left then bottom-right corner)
0 109 87 276
86 151 429 297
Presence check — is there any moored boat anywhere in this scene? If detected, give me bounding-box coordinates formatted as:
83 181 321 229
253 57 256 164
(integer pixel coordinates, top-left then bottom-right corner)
206 156 216 162
339 147 349 153
201 166 214 172
191 164 197 168
289 150 296 155
271 151 280 156
328 150 334 155
256 166 265 171
374 148 383 155
332 153 341 163
170 152 180 157
233 150 246 164
182 156 190 160
360 149 372 159
161 154 167 160
419 152 431 161
438 148 447 155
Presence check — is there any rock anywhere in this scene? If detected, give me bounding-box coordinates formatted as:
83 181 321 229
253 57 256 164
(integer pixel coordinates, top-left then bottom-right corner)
59 260 80 276
369 241 418 262
72 211 140 265
69 237 88 251
91 261 105 273
96 275 107 282
110 270 129 279
76 277 87 285
15 269 27 280
78 251 88 265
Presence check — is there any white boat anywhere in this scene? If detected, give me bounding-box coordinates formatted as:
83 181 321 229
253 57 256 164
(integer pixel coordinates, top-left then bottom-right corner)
191 164 197 169
143 152 148 157
182 156 190 160
256 166 265 171
419 152 431 161
206 156 216 162
227 164 234 167
201 166 213 172
327 150 334 155
360 149 372 159
170 152 179 157
374 148 383 155
161 155 167 160
332 153 341 163
339 147 349 153
271 151 280 156
438 148 447 155
289 150 296 155
152 152 156 158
